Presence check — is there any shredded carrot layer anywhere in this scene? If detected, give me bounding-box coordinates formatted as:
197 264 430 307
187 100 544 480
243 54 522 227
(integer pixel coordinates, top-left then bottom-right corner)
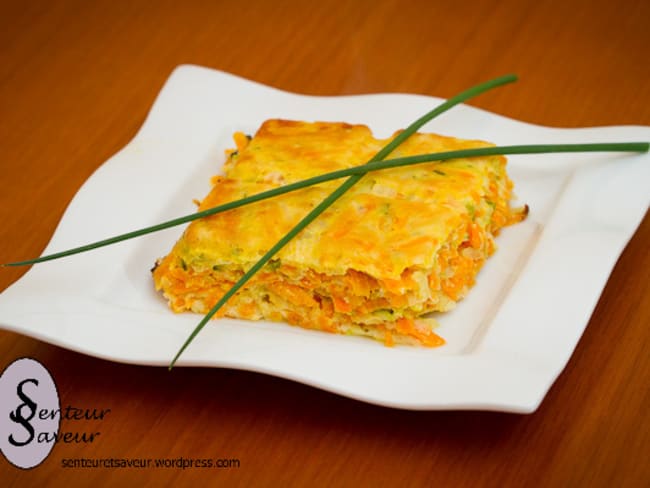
153 165 525 348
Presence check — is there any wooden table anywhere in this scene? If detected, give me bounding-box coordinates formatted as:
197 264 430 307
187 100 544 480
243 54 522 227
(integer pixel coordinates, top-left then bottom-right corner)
1 0 648 485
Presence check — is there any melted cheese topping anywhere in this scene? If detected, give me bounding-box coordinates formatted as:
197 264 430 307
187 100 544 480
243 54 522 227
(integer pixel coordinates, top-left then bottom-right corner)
179 119 506 279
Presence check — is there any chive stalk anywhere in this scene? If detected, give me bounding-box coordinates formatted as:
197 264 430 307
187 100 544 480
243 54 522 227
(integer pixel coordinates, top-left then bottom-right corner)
3 141 647 268
1 72 646 369
168 74 522 368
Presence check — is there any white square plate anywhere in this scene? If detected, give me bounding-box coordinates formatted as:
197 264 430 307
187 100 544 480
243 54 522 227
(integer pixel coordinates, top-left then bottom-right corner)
1 65 648 412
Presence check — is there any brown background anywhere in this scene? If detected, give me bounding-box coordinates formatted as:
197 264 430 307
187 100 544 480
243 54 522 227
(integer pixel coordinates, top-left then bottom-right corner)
1 0 648 486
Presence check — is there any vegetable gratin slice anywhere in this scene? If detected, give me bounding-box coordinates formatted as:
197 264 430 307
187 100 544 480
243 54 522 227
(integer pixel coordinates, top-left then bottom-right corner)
152 119 527 346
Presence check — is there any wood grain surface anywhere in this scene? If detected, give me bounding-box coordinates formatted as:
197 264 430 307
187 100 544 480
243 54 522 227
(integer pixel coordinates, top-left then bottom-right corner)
1 0 648 486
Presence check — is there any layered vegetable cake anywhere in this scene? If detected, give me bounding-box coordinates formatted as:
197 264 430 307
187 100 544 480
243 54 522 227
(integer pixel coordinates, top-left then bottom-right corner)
152 119 526 346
